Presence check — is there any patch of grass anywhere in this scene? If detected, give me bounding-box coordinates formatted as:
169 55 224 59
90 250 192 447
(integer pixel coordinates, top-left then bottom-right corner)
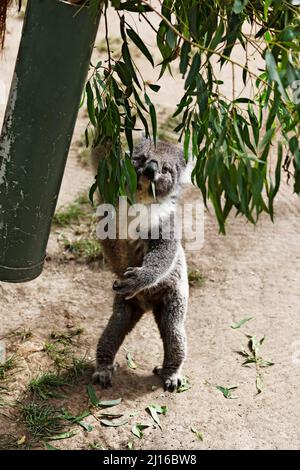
188 269 205 287
68 356 92 380
62 236 102 262
52 192 91 228
76 133 92 167
50 327 84 345
21 402 66 440
43 341 71 370
29 373 70 400
0 356 16 380
52 191 103 264
78 146 92 168
14 328 32 342
53 203 86 228
43 328 85 370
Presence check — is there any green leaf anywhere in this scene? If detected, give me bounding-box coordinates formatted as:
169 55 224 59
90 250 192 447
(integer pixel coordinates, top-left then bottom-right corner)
176 376 192 393
246 335 259 357
126 352 137 370
62 410 91 424
124 154 137 200
242 65 248 85
289 136 299 154
256 375 263 394
264 0 272 21
86 81 96 126
48 431 77 441
265 51 288 100
231 317 253 329
127 28 154 66
99 412 124 418
259 128 275 151
149 104 157 145
148 84 161 92
137 107 149 138
131 423 150 439
233 0 249 14
122 42 141 89
209 19 224 52
183 129 190 162
259 359 274 367
269 142 283 219
115 61 132 87
216 385 238 399
100 418 128 427
44 442 60 450
87 384 99 407
166 28 177 49
180 42 191 77
98 398 122 408
146 404 168 429
79 421 94 432
185 52 201 90
191 426 203 441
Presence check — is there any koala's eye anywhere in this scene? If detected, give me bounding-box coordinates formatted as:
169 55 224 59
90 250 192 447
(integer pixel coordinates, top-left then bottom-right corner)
162 164 172 174
133 153 146 165
138 154 147 163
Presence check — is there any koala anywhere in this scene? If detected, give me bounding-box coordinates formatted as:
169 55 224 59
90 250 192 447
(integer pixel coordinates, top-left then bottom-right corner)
91 139 189 391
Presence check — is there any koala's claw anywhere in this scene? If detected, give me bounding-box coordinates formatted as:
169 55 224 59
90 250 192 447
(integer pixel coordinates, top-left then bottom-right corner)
113 268 143 298
123 267 141 278
92 363 119 388
153 366 182 392
164 376 182 392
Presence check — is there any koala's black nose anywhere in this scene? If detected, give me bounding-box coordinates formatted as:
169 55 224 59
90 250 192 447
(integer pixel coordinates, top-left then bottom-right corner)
143 160 158 180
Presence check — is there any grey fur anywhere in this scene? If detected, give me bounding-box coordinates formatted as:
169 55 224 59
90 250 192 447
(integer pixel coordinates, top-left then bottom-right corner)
92 139 189 391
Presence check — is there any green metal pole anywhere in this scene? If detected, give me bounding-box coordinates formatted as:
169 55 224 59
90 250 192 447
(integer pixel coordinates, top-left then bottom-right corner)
0 0 101 282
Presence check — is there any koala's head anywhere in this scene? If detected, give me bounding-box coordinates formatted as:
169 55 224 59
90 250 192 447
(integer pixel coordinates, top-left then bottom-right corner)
132 139 187 203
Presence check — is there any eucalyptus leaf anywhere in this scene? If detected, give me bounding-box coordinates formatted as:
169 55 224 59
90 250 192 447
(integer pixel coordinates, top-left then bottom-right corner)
100 418 128 427
216 385 238 399
191 426 203 441
131 423 151 439
231 317 253 329
48 431 77 441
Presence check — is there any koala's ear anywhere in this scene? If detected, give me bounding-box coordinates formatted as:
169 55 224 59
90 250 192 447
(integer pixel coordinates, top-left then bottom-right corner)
138 133 152 151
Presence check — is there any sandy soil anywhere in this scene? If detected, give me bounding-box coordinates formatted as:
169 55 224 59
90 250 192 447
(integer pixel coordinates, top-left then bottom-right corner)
0 9 300 450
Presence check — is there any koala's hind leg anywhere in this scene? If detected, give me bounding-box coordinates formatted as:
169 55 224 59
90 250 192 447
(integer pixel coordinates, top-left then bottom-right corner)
153 290 188 392
93 296 143 388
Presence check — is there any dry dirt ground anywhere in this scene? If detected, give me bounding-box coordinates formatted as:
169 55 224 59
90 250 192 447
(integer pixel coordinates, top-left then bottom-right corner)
0 8 300 451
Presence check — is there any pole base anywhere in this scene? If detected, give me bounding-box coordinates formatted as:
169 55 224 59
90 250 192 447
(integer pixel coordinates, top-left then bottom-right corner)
0 259 45 283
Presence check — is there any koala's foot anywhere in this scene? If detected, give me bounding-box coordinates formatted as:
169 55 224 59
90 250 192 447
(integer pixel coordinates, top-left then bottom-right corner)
153 366 182 392
92 363 119 388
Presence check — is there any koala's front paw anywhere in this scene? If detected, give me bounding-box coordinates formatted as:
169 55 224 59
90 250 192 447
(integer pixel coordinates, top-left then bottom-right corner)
153 366 183 392
92 363 119 388
113 267 143 299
